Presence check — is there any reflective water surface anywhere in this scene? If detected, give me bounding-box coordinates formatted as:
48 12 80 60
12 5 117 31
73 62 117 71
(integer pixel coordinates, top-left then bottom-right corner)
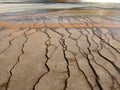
0 0 120 3
0 0 120 22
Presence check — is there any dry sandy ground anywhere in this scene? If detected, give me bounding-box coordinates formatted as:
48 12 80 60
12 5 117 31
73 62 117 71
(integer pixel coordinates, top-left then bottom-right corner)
0 9 120 90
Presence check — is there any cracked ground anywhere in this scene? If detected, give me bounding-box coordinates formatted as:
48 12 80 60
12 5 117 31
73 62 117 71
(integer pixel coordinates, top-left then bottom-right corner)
0 9 120 90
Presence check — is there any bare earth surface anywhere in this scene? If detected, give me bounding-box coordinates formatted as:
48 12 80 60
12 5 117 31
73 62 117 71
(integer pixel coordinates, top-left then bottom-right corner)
0 8 120 90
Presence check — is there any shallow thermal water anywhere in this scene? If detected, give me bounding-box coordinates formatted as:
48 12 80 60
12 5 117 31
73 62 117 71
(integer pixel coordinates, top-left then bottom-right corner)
0 1 120 21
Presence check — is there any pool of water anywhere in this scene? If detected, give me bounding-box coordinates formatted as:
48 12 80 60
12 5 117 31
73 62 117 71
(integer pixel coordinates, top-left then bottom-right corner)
0 3 120 14
0 2 120 21
0 0 120 3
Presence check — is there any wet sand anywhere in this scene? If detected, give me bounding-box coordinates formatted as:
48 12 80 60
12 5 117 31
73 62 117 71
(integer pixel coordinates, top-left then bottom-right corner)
0 8 120 90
